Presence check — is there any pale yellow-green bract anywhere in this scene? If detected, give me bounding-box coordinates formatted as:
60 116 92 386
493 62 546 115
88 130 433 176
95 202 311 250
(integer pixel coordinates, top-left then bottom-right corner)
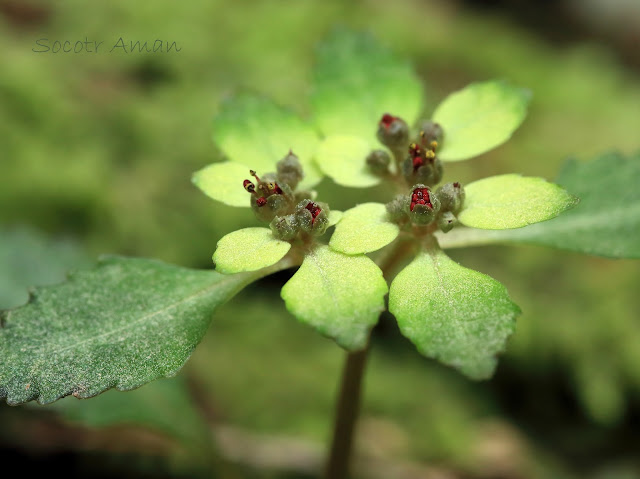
281 245 387 351
327 210 343 227
389 249 520 380
315 135 382 188
330 203 399 254
458 174 578 230
213 227 291 274
212 94 323 190
310 29 424 144
192 161 252 207
433 80 530 162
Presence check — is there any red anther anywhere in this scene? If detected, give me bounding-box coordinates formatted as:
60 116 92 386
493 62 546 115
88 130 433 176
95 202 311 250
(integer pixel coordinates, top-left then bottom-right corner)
256 197 267 207
380 113 395 129
305 201 322 224
412 156 424 169
410 187 433 211
243 179 256 193
453 182 460 188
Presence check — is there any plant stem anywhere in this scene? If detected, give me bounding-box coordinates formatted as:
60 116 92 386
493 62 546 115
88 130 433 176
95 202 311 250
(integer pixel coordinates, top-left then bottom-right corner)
324 344 369 479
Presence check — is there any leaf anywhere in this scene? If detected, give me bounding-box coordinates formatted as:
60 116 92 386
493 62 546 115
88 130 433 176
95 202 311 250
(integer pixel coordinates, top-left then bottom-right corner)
327 210 343 228
212 94 322 189
281 245 387 350
440 152 640 258
314 135 381 188
329 203 399 254
192 161 252 207
213 227 291 274
48 377 213 458
458 174 578 230
389 246 520 380
311 28 424 142
432 80 531 162
0 256 274 405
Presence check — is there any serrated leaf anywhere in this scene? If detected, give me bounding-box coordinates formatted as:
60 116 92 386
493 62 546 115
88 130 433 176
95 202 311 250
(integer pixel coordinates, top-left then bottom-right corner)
389 247 520 379
315 135 381 188
440 152 640 258
433 80 530 162
213 227 291 274
212 94 322 189
458 174 577 230
281 245 387 350
311 29 424 142
49 377 213 458
192 161 252 207
330 203 399 254
0 256 273 405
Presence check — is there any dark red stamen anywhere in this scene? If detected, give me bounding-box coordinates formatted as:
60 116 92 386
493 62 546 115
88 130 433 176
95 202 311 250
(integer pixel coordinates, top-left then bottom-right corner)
409 143 422 157
410 187 433 212
256 197 267 207
305 201 322 224
453 182 460 188
380 113 395 129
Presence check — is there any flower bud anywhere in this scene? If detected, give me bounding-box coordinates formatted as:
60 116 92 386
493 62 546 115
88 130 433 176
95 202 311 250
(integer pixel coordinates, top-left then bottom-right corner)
406 185 441 225
276 151 304 189
437 211 458 233
377 114 409 149
385 194 409 224
366 149 391 175
295 200 329 236
435 182 465 214
270 214 300 241
418 120 443 147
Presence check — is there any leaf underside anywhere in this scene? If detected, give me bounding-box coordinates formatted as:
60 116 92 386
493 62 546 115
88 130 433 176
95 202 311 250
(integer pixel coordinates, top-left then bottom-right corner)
0 256 260 405
389 247 520 380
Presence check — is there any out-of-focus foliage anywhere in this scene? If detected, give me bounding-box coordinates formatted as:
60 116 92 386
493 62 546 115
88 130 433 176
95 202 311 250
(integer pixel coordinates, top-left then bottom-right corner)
1 0 639 477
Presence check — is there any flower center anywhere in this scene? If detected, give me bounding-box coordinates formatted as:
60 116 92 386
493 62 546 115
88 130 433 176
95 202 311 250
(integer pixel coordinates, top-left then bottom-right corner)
410 187 433 211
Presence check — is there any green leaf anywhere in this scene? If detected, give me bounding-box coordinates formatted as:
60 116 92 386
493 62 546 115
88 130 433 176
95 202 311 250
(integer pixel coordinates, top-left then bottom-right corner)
432 80 530 162
389 246 520 380
212 94 322 189
458 174 578 230
330 203 399 254
281 245 387 350
327 210 343 228
49 377 213 458
192 161 252 207
314 135 381 188
440 152 640 258
311 29 424 142
0 256 273 405
213 227 291 274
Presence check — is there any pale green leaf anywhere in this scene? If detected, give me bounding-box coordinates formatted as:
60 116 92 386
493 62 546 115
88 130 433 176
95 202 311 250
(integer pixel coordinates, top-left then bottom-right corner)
212 94 322 188
438 152 640 258
433 80 530 162
458 174 577 230
213 227 291 274
281 245 387 350
0 256 274 405
315 135 381 188
192 161 252 207
327 210 343 228
330 203 399 254
389 247 520 379
311 29 424 142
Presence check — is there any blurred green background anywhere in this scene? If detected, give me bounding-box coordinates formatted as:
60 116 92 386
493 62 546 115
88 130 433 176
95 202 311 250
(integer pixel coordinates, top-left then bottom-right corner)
1 0 639 478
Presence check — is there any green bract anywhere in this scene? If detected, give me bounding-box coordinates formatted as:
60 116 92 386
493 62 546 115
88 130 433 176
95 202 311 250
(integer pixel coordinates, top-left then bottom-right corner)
315 135 382 187
213 227 291 274
432 80 531 162
311 28 424 143
330 203 399 254
281 245 387 351
458 174 578 229
389 246 520 380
